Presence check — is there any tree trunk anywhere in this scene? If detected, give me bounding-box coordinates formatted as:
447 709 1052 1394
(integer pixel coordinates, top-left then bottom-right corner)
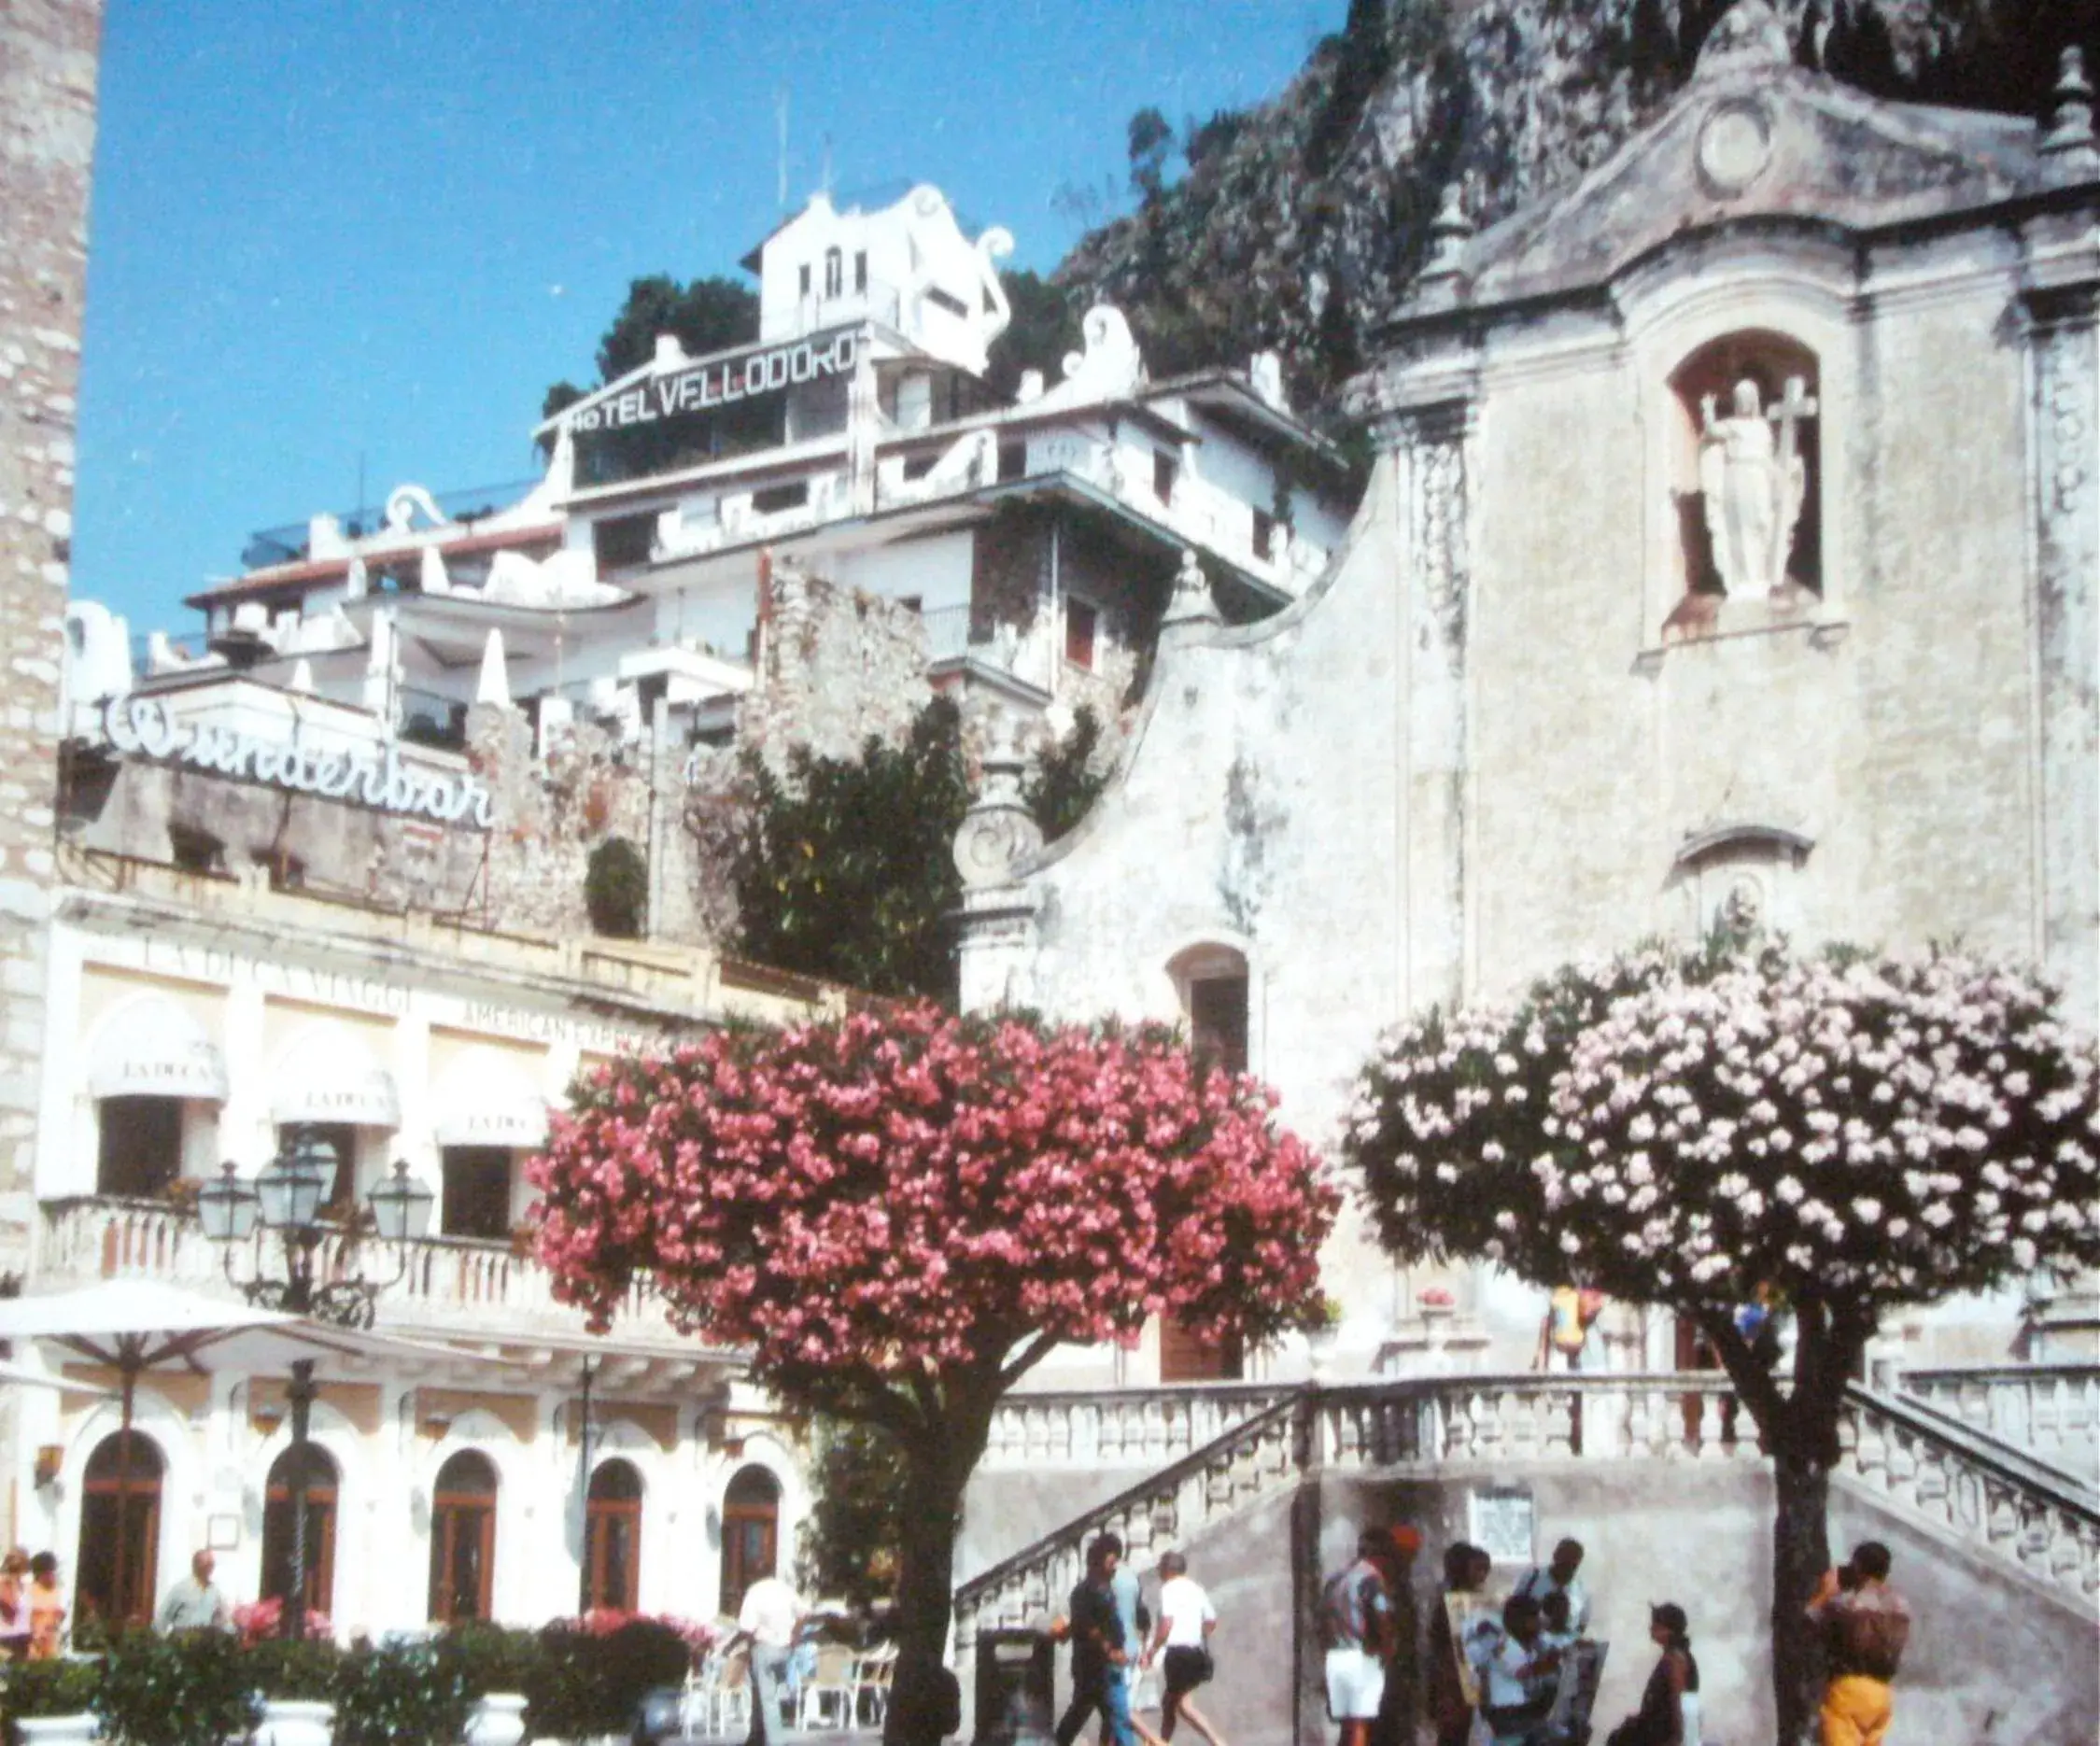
1769 1448 1831 1746
884 1424 986 1746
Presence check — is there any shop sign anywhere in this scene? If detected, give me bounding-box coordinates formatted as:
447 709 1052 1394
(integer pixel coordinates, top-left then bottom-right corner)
572 331 858 434
104 696 494 829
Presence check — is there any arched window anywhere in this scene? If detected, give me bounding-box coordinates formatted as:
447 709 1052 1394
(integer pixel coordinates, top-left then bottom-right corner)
78 1430 164 1629
585 1458 643 1613
719 1465 780 1616
1169 944 1249 1078
428 1450 498 1624
1162 944 1252 1383
261 1443 338 1620
1666 331 1822 632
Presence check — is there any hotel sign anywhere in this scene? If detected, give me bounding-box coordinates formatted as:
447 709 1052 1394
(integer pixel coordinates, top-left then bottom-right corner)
104 696 495 829
571 331 859 435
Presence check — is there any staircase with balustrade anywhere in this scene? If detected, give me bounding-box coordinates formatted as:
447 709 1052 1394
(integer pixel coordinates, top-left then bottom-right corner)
956 1370 2100 1746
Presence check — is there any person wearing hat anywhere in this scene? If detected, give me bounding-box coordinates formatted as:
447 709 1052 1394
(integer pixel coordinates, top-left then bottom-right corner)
1605 1602 1699 1746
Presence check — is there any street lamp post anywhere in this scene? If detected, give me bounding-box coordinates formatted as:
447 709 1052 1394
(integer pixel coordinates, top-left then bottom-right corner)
198 1125 433 1640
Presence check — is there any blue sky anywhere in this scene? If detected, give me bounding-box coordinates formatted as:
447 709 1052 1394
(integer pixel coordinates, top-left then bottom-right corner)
73 1 1339 629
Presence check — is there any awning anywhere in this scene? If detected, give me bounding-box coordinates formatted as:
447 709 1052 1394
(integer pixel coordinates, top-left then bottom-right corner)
269 1024 401 1128
87 996 230 1102
430 1047 550 1149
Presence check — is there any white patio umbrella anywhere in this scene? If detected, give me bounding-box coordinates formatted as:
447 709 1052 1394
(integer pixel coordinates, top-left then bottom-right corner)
0 1280 454 1623
0 1359 115 1396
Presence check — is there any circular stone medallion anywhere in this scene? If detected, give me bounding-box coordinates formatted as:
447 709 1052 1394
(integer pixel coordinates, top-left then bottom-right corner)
1698 99 1774 197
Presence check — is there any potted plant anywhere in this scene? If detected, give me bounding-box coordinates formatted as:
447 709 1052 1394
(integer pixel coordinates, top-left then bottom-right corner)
525 1615 692 1745
3 1656 103 1746
331 1638 472 1746
93 1627 260 1746
445 1623 541 1746
246 1634 344 1746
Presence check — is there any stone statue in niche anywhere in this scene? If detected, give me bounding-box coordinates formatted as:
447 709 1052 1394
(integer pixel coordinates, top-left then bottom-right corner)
1698 375 1817 600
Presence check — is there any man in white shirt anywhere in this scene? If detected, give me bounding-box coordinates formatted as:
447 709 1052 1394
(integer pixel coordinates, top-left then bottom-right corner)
737 1570 807 1745
1513 1540 1590 1637
1145 1550 1223 1746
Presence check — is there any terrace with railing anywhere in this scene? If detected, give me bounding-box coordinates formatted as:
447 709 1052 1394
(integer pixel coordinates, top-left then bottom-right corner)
242 479 543 570
38 1192 684 1345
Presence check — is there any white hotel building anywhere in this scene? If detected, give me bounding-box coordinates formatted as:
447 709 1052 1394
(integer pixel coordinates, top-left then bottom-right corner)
16 182 1356 1641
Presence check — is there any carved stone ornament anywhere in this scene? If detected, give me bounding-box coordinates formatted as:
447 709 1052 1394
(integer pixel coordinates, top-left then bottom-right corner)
953 735 1044 890
954 806 1043 889
1162 546 1222 630
1697 97 1774 197
1693 1 1791 80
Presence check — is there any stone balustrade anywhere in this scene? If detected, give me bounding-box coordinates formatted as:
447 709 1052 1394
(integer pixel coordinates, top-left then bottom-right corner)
39 1195 682 1345
956 1392 1303 1657
982 1384 1292 1471
1841 1385 2100 1600
1897 1363 2100 1490
956 1373 2100 1653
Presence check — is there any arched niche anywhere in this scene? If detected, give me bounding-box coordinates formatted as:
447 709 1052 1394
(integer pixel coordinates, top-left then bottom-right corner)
1663 330 1823 638
1665 822 1816 946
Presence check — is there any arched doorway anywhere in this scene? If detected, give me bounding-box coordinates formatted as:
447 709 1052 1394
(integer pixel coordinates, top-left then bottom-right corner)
427 1450 498 1623
584 1458 643 1613
718 1466 780 1617
261 1443 338 1620
78 1429 163 1629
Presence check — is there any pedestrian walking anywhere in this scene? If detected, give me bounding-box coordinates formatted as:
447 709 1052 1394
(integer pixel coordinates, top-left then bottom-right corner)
1807 1542 1910 1746
1144 1549 1223 1746
1319 1529 1395 1746
735 1568 808 1746
1605 1602 1699 1746
1055 1534 1137 1746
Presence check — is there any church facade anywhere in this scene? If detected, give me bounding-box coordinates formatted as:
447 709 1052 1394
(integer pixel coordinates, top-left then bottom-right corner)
958 8 2100 1378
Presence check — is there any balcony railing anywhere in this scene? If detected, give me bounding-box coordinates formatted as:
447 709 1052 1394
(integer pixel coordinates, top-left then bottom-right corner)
39 1195 684 1345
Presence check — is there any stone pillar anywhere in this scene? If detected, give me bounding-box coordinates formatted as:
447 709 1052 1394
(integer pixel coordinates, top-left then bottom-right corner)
2023 263 2100 1033
0 0 105 1282
952 735 1043 1014
1388 400 1473 1014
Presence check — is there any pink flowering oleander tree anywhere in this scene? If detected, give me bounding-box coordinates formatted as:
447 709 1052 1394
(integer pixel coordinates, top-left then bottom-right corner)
530 1002 1335 1746
1344 942 2100 1746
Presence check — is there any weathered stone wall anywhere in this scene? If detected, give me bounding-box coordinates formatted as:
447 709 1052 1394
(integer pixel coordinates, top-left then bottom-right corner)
471 704 654 938
740 560 930 768
0 0 102 1279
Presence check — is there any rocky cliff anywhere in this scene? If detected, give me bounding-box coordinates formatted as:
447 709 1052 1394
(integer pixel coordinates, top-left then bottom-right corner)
1052 0 2098 416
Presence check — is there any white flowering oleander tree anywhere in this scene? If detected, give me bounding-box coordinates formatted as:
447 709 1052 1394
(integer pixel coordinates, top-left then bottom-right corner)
1344 942 2100 1745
